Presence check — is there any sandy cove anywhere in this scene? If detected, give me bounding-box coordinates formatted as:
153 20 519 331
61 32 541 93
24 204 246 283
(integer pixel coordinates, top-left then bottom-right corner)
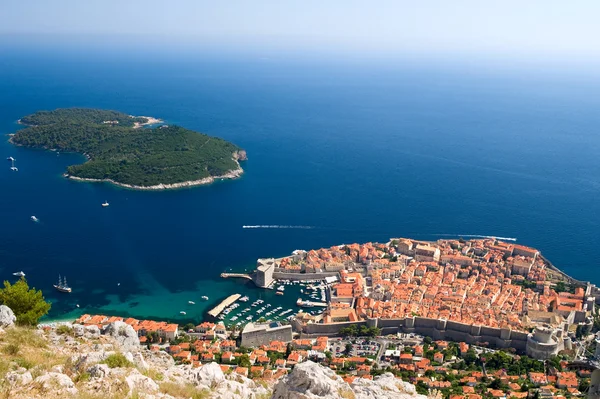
132 116 164 128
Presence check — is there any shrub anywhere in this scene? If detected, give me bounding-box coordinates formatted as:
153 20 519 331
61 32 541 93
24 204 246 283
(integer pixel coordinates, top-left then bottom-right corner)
2 343 20 356
102 353 133 368
0 278 51 326
56 325 72 335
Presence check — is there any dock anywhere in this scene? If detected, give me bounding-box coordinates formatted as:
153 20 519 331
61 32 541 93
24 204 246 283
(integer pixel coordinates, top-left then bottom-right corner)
220 272 253 281
208 294 242 317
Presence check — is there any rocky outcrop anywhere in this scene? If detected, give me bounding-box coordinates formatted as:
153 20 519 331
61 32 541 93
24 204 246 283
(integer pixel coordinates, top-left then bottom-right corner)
273 361 428 399
351 373 424 398
0 304 16 327
34 372 78 396
102 321 140 352
0 306 428 399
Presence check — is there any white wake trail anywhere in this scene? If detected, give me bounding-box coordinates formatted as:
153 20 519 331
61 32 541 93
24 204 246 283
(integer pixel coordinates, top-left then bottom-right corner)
434 233 517 241
242 225 313 229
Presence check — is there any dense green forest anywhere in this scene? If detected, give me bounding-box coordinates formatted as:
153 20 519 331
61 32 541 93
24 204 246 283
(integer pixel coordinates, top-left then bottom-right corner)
12 108 243 187
20 108 147 128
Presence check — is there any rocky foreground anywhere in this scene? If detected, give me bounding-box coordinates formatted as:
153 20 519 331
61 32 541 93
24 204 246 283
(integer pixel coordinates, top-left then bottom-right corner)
0 305 429 399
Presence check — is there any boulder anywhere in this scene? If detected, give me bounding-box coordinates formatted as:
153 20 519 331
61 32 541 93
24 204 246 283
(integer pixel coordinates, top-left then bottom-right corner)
125 371 159 394
196 361 225 385
133 352 149 371
272 360 349 399
87 363 111 379
70 350 112 371
84 324 101 338
124 351 135 363
103 321 140 352
35 372 78 396
351 373 426 399
5 370 33 386
272 361 427 399
0 305 16 327
72 323 84 337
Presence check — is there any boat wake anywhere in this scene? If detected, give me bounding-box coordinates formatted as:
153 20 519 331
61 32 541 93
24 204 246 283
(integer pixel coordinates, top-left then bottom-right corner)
433 233 517 242
243 225 313 229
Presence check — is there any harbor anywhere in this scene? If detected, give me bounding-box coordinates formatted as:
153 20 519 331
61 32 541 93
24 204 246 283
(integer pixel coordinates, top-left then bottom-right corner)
210 279 331 330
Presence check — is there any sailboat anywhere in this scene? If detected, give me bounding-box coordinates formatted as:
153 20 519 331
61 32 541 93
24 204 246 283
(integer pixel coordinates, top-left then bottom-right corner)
54 275 72 293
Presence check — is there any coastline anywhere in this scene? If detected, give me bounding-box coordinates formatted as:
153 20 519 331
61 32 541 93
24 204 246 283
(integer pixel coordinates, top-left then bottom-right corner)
133 116 164 129
10 112 248 191
64 160 244 190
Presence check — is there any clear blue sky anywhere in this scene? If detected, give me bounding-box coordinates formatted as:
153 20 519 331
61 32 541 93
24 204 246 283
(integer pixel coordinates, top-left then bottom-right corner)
2 0 600 62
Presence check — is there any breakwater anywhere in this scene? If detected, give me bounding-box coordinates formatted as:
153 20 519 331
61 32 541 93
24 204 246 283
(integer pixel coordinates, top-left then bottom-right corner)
208 294 241 317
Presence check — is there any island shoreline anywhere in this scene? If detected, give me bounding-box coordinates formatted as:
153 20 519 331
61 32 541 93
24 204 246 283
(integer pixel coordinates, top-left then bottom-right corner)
63 159 244 190
9 110 247 191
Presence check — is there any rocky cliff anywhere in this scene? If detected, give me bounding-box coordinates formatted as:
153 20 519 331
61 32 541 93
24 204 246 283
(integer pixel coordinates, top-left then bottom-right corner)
0 305 429 399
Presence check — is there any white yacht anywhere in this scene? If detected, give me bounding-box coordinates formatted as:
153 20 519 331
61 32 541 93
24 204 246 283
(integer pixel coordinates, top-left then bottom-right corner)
7 156 15 161
239 296 249 302
201 295 209 300
30 216 39 222
188 301 195 305
180 311 187 315
13 271 25 277
101 201 110 207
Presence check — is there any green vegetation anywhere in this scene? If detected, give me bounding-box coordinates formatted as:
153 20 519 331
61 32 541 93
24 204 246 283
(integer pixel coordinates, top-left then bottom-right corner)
102 353 134 368
339 324 381 337
20 108 147 127
12 108 243 188
0 278 51 326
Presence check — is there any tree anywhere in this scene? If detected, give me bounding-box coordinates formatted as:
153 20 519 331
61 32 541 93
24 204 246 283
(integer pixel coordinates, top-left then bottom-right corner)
0 278 51 326
236 354 251 368
344 343 353 355
183 323 195 331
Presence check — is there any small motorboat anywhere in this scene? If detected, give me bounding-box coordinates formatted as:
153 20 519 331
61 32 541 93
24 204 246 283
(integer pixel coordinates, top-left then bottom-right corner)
30 216 39 222
13 271 25 277
180 311 187 315
102 201 110 207
201 296 209 300
188 301 196 305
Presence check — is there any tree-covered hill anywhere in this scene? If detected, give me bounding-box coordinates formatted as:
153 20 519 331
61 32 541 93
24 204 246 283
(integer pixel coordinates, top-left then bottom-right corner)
20 108 147 127
12 108 244 188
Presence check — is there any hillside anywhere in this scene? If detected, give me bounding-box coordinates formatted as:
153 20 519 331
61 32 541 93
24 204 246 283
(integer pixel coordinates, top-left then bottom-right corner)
11 108 246 189
0 306 428 399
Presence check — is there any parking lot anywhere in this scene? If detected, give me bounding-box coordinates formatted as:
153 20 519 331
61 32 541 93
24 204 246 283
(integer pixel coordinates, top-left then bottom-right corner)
329 338 381 358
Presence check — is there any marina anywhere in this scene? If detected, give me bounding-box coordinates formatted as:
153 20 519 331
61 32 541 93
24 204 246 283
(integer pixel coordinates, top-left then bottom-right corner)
211 278 331 329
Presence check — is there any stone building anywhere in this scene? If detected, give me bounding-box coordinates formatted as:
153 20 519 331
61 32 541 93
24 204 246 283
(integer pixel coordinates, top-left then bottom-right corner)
241 322 292 347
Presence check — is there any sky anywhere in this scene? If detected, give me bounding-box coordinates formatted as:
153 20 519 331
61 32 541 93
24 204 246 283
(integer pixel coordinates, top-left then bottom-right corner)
1 1 600 63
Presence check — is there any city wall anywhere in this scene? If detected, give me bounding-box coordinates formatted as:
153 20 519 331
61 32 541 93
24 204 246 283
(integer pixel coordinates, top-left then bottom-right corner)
300 316 529 352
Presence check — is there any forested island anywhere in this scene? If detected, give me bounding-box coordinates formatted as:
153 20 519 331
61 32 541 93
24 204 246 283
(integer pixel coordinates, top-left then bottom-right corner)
11 108 247 189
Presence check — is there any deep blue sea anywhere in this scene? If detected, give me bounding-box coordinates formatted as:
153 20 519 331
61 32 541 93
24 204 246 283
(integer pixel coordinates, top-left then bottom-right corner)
1 47 599 323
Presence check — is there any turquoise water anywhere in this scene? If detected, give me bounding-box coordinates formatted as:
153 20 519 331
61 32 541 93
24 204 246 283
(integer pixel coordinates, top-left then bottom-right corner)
1 47 600 323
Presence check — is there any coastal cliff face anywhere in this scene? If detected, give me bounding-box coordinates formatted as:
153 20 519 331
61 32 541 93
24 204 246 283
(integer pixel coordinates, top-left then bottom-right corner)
0 307 427 399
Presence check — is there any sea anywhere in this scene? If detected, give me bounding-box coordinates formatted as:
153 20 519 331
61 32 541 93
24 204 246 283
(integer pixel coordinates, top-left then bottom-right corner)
1 45 600 324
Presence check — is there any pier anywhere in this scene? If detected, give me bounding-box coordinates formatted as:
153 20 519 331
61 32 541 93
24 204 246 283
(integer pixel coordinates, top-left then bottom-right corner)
208 294 242 317
220 272 253 281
